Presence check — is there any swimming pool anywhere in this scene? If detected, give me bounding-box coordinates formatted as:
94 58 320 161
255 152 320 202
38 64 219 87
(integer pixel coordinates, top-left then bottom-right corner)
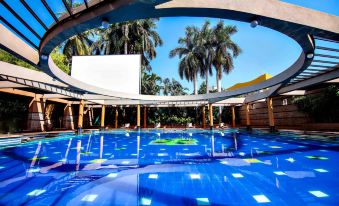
0 129 338 205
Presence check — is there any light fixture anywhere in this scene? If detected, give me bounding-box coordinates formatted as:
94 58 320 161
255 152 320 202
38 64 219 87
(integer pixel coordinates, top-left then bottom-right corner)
101 18 109 29
250 20 259 28
307 53 314 59
41 54 48 60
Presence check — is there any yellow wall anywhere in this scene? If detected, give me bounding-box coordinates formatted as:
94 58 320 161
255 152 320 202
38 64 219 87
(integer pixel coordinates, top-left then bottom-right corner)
226 73 272 91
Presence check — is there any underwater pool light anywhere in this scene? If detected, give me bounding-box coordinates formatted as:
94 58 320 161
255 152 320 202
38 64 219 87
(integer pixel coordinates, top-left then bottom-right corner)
309 191 328 198
81 194 98 202
253 195 270 203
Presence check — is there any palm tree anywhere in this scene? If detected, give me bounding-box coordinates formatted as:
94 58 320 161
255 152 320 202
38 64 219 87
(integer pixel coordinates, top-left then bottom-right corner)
92 19 163 72
169 26 201 95
212 21 241 123
213 21 241 93
141 72 162 95
163 78 188 96
62 30 94 65
196 20 214 94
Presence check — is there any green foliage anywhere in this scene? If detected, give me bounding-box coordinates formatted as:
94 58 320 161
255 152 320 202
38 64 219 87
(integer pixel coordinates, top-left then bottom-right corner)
292 85 339 122
0 99 28 118
50 52 70 74
0 49 39 71
92 19 163 72
163 78 188 96
198 81 207 94
148 111 194 126
170 20 241 94
141 71 162 95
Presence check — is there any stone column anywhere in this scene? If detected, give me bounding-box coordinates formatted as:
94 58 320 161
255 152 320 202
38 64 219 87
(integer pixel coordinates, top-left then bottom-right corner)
78 100 84 130
27 95 45 132
209 103 213 130
143 106 147 128
100 105 105 129
63 104 74 130
137 105 141 130
267 98 276 132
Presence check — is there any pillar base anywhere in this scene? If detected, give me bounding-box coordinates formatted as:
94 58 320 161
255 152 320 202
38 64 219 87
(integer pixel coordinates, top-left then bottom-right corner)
77 128 83 135
100 127 105 131
269 126 276 133
246 125 252 132
136 126 141 132
210 126 214 130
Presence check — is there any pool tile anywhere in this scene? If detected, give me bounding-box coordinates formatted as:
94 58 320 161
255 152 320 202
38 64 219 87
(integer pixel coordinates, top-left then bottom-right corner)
27 189 46 196
140 197 152 205
190 174 201 179
27 168 40 173
314 169 328 173
148 174 158 179
196 198 210 205
286 157 296 163
244 158 261 163
239 152 245 156
232 173 244 178
252 195 270 203
309 191 328 198
81 194 98 202
107 173 118 178
274 171 286 176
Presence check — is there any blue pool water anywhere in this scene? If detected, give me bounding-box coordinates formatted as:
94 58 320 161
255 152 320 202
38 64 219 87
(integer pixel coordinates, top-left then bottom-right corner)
0 129 338 206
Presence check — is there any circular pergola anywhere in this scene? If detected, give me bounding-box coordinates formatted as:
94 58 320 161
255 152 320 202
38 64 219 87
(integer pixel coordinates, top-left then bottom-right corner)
1 0 338 105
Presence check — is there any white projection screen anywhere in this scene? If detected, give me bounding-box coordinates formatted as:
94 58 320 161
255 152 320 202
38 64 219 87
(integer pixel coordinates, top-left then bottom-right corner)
71 55 141 94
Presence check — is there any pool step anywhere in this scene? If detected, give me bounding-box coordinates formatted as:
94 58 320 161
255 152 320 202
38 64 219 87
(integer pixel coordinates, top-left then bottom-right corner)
0 138 22 146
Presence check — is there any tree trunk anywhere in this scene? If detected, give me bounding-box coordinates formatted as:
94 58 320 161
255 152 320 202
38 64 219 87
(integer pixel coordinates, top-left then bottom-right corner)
124 25 128 55
193 72 198 95
205 68 209 94
216 71 222 124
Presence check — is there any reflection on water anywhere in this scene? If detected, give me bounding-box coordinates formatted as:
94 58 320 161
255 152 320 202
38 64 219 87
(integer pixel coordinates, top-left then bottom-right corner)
0 130 338 205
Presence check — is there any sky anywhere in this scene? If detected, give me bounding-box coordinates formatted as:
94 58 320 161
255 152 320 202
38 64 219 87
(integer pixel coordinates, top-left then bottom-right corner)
150 0 339 92
1 0 338 94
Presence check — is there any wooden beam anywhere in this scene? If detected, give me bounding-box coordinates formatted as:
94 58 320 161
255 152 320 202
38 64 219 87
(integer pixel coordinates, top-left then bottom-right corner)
266 98 275 132
231 106 236 128
48 98 70 104
209 103 213 130
0 88 35 97
115 108 118 129
100 105 105 128
245 104 251 127
137 105 141 129
78 99 84 129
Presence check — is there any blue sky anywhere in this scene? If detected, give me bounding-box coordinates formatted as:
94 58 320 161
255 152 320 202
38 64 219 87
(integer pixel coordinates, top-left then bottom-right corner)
1 0 338 94
150 0 339 92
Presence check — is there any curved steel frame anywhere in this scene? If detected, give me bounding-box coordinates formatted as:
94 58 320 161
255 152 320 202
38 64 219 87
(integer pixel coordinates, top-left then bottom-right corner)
2 0 339 103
